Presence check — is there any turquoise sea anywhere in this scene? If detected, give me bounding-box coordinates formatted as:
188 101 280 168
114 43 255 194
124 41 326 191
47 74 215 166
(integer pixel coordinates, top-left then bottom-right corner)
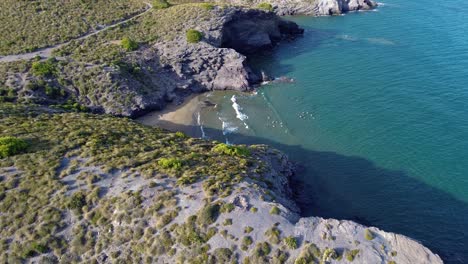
189 0 468 262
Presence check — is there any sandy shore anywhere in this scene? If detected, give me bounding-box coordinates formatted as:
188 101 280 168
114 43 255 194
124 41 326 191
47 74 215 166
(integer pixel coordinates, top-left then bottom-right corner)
136 94 204 137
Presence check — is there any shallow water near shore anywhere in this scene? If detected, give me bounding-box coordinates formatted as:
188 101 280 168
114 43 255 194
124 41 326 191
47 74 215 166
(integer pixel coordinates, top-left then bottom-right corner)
141 0 468 262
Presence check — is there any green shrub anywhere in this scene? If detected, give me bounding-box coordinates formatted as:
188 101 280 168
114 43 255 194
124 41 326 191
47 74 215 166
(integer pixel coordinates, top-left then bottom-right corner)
322 248 337 261
220 203 235 213
197 203 220 226
253 242 271 257
223 218 232 226
200 3 214 10
186 29 203 43
364 229 375 240
68 191 87 210
269 206 280 215
345 249 360 262
212 143 250 157
158 157 183 170
256 2 273 12
175 131 187 138
0 136 28 158
31 59 56 76
244 226 254 233
295 243 321 263
250 207 258 213
153 0 170 9
242 236 253 247
121 37 138 51
284 236 297 249
213 248 233 262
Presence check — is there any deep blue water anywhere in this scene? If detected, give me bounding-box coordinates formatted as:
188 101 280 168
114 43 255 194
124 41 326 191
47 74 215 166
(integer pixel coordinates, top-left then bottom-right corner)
193 1 468 262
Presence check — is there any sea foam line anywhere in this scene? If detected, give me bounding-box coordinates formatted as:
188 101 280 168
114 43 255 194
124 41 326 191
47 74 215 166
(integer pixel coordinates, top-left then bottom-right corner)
197 112 206 139
230 95 249 129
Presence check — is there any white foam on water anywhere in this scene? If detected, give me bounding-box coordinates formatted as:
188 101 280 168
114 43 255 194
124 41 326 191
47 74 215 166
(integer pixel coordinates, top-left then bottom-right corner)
218 117 239 136
197 112 206 139
230 95 249 129
337 34 358 41
366 37 395 45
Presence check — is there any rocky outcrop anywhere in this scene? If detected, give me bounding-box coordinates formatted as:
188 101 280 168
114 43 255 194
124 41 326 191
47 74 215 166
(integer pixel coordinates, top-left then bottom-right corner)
101 7 303 116
216 0 378 16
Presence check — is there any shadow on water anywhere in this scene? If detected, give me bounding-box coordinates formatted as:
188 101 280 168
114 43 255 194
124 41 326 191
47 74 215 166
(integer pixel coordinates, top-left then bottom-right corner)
153 119 467 264
248 27 340 77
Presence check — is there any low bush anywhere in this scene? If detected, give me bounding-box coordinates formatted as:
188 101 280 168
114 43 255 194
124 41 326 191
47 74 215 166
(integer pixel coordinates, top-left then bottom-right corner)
345 249 360 262
121 37 139 51
364 229 375 240
256 3 273 12
158 157 183 170
269 206 280 215
244 226 254 233
153 0 170 9
220 203 235 213
186 29 203 43
0 136 28 158
31 59 56 76
197 203 220 226
212 143 250 157
284 236 297 249
68 191 87 210
200 3 214 10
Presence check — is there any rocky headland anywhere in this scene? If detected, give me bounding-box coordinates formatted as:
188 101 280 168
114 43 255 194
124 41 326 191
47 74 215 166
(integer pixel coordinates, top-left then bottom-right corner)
0 106 443 263
0 1 444 263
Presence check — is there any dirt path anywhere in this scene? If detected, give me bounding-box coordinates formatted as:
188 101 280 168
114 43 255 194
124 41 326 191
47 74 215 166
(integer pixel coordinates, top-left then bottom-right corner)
0 3 153 63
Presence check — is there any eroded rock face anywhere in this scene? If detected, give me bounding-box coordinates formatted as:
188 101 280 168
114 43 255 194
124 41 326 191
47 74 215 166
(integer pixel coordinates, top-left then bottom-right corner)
105 7 303 116
217 0 378 16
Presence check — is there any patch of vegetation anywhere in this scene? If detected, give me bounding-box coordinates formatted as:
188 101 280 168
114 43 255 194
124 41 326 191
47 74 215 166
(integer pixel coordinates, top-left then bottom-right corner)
244 226 254 233
212 143 250 157
269 205 280 215
200 3 215 10
0 136 28 158
253 242 271 257
197 203 220 226
265 226 281 244
153 0 171 9
256 2 273 12
186 29 203 43
364 229 375 240
220 203 235 213
250 207 258 213
295 243 321 264
68 191 87 210
121 37 139 51
242 236 253 250
223 218 232 226
31 59 57 77
346 249 360 262
0 0 147 55
284 236 297 249
158 157 183 170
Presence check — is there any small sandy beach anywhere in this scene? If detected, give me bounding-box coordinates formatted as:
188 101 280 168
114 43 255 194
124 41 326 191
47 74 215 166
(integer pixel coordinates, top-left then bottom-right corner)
136 94 203 136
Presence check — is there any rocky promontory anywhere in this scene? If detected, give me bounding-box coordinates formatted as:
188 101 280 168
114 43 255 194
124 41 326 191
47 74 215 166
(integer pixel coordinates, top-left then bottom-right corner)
216 0 378 16
0 106 443 263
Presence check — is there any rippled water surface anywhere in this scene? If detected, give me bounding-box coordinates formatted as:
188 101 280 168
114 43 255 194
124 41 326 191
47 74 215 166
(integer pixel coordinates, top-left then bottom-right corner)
190 1 468 262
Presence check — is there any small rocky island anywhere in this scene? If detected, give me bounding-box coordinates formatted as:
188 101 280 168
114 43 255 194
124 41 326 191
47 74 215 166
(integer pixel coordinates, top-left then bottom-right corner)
0 0 443 263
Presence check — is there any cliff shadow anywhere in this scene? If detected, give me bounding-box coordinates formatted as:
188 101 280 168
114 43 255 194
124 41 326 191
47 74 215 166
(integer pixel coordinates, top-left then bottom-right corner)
248 26 340 78
150 120 467 264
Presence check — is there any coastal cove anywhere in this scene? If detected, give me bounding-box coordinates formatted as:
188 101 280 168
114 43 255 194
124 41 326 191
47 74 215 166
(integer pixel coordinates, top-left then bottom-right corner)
139 0 468 263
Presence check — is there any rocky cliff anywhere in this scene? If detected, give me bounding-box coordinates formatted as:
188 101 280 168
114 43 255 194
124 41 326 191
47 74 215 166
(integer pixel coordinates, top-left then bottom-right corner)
0 5 302 117
215 0 378 16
